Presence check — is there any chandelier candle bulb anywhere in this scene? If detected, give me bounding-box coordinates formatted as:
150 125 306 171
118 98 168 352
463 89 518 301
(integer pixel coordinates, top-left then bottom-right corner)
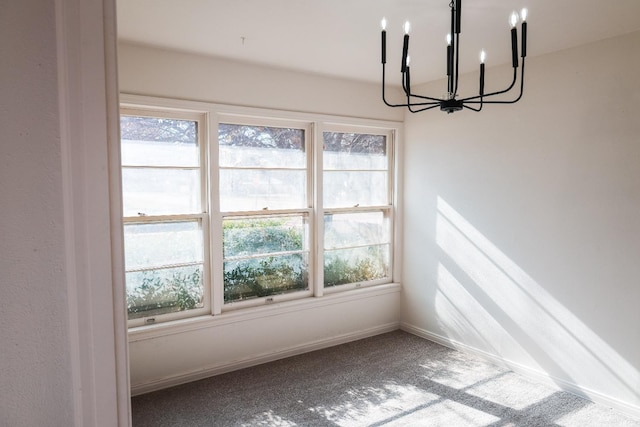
381 18 387 64
521 9 528 57
447 33 453 94
447 42 452 76
510 11 518 28
511 27 519 68
479 51 486 96
401 25 410 72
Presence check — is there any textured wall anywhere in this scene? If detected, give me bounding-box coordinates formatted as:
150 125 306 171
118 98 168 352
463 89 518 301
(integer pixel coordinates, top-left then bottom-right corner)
402 31 640 415
0 1 74 426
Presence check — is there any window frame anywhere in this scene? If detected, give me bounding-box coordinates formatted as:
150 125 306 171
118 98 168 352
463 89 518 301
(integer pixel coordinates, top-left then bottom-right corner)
119 95 401 329
215 115 315 312
120 107 211 328
318 123 395 295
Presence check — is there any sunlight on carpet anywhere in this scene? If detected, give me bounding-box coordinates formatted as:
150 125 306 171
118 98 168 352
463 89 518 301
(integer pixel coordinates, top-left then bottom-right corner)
131 331 639 426
309 382 504 427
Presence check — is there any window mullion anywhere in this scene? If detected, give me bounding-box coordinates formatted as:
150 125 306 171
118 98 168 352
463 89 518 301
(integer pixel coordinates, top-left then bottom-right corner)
314 122 324 297
209 112 224 316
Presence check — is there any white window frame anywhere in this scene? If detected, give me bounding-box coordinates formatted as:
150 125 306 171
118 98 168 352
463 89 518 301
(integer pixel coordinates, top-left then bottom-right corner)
119 94 401 330
120 107 211 328
318 124 395 295
215 115 315 313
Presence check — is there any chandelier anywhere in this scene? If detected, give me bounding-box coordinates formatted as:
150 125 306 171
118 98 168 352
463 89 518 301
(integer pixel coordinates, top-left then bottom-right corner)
380 0 528 113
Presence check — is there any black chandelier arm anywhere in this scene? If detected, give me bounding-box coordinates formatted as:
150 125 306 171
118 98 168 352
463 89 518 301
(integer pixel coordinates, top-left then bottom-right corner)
403 70 440 105
459 66 518 103
406 93 440 113
407 97 441 108
382 66 441 108
405 89 444 103
382 65 412 107
464 60 525 104
405 91 442 107
405 90 445 103
408 98 441 107
402 67 442 102
409 103 442 113
463 101 483 112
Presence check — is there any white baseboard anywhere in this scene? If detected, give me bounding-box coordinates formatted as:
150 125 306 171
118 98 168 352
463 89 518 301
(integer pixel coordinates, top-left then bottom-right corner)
131 321 400 396
400 322 640 421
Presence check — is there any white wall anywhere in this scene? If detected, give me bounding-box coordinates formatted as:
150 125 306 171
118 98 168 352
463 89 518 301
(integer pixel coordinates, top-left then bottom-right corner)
2 1 128 425
118 43 403 393
119 43 403 122
402 31 640 417
0 2 73 425
129 287 400 394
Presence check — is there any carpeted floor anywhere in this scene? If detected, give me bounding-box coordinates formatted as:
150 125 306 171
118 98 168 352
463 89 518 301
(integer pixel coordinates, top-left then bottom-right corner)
131 330 639 426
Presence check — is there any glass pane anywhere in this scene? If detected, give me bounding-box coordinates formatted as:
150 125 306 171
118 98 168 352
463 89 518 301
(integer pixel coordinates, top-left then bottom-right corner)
224 253 309 302
323 132 387 170
323 170 388 208
124 221 203 270
126 265 204 319
324 212 389 249
324 245 389 287
220 169 306 211
122 167 201 216
219 124 305 168
121 116 199 167
223 215 307 258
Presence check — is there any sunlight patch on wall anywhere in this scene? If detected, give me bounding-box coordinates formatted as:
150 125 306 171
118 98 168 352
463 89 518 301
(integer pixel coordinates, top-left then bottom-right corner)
435 264 525 362
435 196 638 402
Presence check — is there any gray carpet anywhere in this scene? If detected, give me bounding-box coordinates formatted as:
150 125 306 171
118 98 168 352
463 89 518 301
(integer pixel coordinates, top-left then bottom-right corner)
131 330 639 426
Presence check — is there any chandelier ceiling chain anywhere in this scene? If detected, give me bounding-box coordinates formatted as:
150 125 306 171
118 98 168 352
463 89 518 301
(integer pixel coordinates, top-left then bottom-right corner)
380 0 528 114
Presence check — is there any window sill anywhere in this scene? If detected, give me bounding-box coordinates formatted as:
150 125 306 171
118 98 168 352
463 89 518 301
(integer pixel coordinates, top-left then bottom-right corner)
128 282 401 342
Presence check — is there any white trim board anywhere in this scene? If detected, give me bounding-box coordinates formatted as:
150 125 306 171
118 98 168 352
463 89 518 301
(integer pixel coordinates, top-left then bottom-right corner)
56 0 130 425
401 323 640 421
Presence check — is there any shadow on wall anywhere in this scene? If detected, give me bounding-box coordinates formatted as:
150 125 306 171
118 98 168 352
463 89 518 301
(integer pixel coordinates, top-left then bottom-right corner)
433 196 638 404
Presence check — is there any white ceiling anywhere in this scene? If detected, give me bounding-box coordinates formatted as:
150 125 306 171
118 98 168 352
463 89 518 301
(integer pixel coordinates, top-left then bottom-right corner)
117 0 640 85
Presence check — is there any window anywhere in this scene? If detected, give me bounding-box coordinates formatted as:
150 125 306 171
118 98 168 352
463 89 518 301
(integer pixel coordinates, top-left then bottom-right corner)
120 111 209 323
322 129 392 289
120 101 396 326
218 120 312 305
